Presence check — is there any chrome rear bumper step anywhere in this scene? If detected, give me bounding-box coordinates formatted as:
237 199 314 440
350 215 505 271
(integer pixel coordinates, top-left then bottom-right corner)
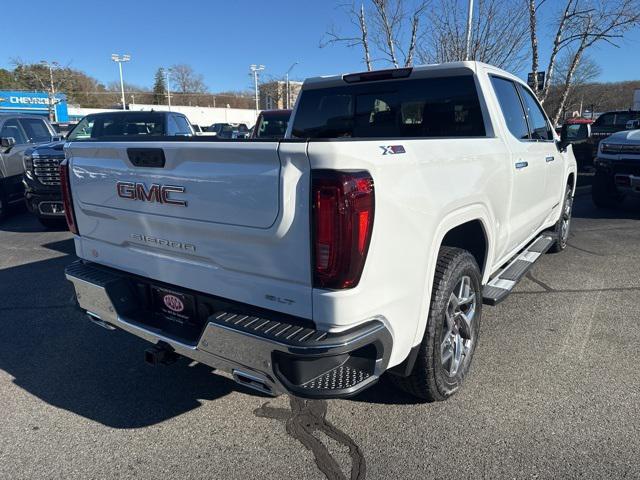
482 234 556 306
65 260 392 399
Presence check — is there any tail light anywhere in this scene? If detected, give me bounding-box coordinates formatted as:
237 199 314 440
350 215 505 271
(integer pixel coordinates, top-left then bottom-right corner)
59 160 79 235
312 170 374 289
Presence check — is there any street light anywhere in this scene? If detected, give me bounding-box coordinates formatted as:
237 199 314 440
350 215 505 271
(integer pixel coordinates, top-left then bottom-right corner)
111 53 131 110
40 60 60 122
464 0 474 60
166 67 173 111
285 62 299 109
249 64 265 119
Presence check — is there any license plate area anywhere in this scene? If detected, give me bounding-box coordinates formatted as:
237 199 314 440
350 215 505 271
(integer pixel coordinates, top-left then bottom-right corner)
151 286 201 341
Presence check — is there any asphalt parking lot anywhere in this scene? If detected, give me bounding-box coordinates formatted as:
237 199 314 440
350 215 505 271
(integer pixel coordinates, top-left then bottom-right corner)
0 191 639 480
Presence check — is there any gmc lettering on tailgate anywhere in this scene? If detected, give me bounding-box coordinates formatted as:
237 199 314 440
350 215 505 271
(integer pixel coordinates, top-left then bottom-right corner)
116 182 187 207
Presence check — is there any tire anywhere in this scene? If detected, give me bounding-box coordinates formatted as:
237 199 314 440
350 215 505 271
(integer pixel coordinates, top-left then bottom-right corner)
391 247 482 402
549 184 573 253
38 216 66 230
592 170 623 209
0 184 6 221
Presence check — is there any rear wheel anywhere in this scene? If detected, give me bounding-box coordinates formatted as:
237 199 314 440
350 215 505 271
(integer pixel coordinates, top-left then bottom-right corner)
592 170 623 209
549 184 573 253
391 247 482 401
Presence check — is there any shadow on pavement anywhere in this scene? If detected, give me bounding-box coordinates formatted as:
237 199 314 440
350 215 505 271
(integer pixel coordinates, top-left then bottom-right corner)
0 239 253 429
347 375 426 405
0 207 65 233
572 195 640 220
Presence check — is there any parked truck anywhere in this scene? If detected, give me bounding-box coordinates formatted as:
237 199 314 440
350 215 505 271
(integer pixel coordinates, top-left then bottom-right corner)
23 110 196 228
592 127 640 208
0 114 59 219
62 62 577 401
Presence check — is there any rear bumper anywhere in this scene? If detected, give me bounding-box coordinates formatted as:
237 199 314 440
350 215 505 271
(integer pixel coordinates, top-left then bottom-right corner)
65 261 392 398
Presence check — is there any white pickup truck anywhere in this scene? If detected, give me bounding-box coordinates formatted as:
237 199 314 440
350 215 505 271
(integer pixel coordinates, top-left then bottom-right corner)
63 61 577 401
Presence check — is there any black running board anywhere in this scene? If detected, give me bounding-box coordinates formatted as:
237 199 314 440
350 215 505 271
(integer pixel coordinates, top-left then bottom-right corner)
482 234 556 306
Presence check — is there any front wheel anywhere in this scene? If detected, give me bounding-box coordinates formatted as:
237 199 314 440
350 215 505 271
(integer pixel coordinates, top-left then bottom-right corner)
391 247 482 402
0 183 7 221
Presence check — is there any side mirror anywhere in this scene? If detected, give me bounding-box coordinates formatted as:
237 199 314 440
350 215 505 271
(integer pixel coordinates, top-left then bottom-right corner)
1 137 16 149
557 129 569 152
557 139 569 153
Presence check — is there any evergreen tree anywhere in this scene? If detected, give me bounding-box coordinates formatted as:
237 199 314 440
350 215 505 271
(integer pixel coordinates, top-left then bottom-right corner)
152 68 166 105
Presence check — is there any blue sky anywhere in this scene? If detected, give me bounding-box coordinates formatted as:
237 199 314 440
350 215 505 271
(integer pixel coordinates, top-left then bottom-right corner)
2 0 639 92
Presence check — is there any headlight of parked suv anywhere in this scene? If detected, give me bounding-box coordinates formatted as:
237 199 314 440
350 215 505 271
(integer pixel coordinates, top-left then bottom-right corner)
23 152 35 172
600 143 618 154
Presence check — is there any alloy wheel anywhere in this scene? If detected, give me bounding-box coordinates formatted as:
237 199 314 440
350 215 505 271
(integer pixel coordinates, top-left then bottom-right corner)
440 276 476 377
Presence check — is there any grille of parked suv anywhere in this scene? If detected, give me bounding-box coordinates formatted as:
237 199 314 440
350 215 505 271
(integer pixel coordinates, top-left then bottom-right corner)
33 156 64 185
601 143 640 154
612 161 640 177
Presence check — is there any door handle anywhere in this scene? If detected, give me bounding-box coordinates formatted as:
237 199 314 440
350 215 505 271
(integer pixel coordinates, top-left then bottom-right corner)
515 161 529 169
546 156 555 162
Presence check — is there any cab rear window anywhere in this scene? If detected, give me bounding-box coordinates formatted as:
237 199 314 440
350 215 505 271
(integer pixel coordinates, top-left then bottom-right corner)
292 75 486 139
68 112 166 140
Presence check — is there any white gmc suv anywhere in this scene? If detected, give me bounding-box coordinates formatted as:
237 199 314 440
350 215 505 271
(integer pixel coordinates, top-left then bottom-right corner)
62 61 577 401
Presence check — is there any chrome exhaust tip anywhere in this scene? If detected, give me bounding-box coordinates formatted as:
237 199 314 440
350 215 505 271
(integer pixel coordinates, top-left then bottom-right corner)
232 369 274 396
86 312 116 331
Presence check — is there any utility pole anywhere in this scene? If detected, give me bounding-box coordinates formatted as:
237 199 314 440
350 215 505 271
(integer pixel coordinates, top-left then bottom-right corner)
464 0 474 60
285 62 298 109
111 53 131 110
250 64 265 119
166 67 172 111
40 60 60 122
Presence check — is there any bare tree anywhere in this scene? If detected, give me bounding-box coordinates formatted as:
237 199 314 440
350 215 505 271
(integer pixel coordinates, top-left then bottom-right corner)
544 54 602 118
321 0 429 70
527 0 640 124
419 0 529 71
169 64 208 94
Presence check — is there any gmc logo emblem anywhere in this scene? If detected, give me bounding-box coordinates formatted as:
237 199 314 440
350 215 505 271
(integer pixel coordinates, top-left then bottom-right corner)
116 182 187 207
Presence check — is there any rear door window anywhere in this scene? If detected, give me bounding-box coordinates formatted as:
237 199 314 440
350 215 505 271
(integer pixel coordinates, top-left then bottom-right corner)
292 75 486 138
18 118 52 143
172 115 192 135
518 85 553 141
490 77 529 140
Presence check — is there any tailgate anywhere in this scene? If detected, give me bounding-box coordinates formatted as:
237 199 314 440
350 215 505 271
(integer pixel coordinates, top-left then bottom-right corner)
66 140 313 318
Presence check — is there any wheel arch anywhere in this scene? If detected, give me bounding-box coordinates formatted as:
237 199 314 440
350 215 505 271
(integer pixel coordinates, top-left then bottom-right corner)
440 220 489 278
409 205 495 349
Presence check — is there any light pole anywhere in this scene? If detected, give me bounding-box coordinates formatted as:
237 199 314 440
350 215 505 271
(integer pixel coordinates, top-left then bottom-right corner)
250 64 265 119
464 0 474 60
111 53 131 110
40 60 60 122
166 67 173 111
285 62 298 109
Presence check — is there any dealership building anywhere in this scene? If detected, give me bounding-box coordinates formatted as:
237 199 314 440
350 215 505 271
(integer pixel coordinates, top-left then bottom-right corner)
0 90 69 122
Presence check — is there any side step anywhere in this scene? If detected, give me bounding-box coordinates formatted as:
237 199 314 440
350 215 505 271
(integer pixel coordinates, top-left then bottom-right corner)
482 234 556 306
